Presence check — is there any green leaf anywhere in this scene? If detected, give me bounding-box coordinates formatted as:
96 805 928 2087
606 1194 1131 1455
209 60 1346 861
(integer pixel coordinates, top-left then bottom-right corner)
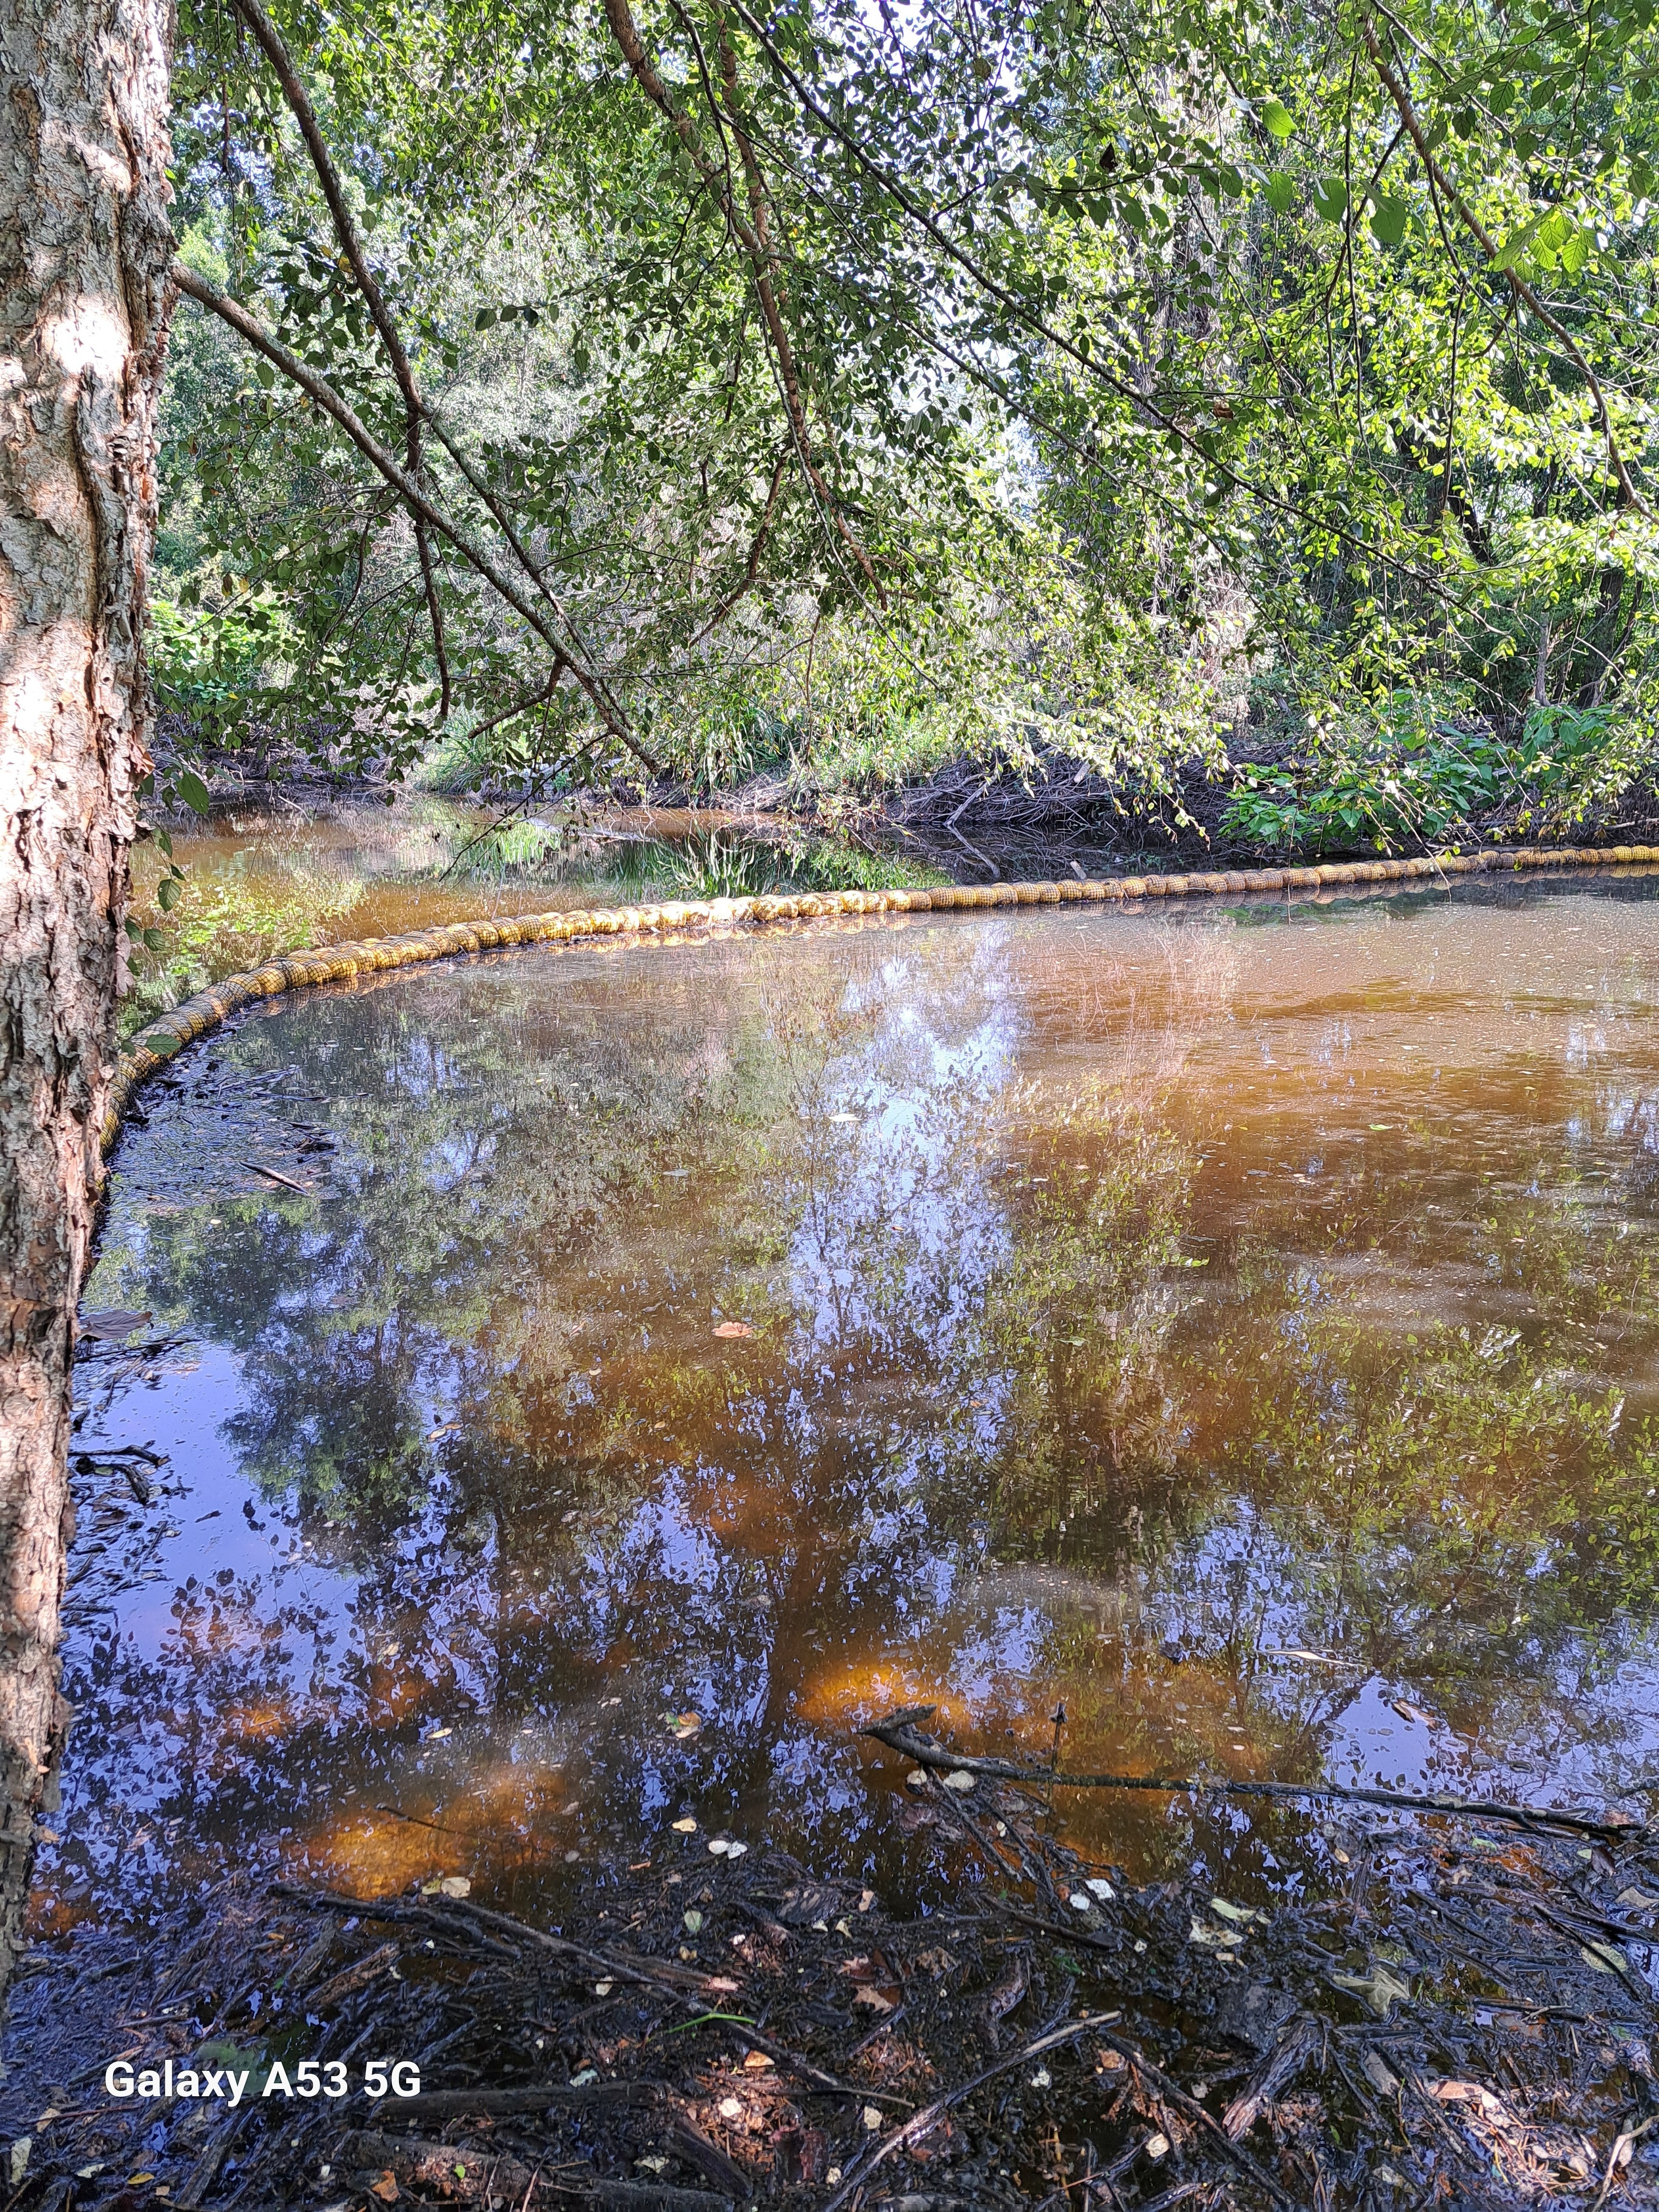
1311 176 1348 221
1263 170 1295 214
1261 99 1295 139
475 308 497 330
1537 206 1572 251
178 768 211 817
1560 228 1589 271
1370 194 1409 246
1491 211 1548 270
156 874 179 911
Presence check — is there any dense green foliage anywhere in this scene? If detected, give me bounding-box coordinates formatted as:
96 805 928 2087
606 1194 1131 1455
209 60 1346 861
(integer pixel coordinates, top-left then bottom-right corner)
156 0 1659 837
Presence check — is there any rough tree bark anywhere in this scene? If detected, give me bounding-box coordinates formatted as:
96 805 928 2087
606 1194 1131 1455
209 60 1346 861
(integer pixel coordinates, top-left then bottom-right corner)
0 0 174 2017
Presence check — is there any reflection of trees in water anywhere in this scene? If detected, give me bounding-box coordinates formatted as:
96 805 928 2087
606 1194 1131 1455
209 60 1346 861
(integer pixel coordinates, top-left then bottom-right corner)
59 927 1659 1916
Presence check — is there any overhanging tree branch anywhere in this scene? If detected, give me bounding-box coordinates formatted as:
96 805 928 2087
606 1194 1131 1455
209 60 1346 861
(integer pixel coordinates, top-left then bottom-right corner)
1361 15 1645 513
228 0 453 712
688 442 790 648
722 0 1463 594
602 0 886 601
171 262 664 774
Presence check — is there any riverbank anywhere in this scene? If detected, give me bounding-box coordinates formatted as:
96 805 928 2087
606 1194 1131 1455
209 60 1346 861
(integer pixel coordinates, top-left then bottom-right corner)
123 776 1659 1051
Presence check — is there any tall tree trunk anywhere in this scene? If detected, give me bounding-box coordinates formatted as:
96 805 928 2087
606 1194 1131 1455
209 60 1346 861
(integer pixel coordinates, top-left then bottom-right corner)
0 0 174 2018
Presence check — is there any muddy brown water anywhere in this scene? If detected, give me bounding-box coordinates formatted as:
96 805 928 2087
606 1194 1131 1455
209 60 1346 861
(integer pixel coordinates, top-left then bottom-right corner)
42 872 1659 1962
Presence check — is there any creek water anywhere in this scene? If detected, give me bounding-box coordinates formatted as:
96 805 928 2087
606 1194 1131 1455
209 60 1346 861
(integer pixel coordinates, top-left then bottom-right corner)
47 873 1659 1945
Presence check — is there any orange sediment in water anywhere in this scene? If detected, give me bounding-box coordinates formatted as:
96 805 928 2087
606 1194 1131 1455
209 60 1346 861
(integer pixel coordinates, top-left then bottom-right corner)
61 869 1659 1929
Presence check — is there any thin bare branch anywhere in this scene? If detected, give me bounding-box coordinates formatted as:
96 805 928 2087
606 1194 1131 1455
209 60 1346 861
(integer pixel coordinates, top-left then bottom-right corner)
229 0 453 705
688 445 790 647
602 0 886 600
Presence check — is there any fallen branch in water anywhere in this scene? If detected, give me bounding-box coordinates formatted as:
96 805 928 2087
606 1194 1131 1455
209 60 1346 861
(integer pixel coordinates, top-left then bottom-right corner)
863 1710 1647 1843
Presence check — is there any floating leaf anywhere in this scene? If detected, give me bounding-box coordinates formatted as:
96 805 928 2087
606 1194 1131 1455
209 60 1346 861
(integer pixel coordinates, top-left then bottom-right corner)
1190 1917 1245 1948
1582 1941 1629 1975
1362 2048 1401 2096
672 1816 698 1833
941 1769 975 1792
712 1321 754 1339
79 1309 151 1343
1427 2078 1504 2115
1330 1961 1412 2015
1391 1699 1438 1727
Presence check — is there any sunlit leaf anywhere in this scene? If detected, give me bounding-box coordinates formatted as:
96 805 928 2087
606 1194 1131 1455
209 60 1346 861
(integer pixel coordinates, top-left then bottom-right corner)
1263 170 1295 214
1369 194 1409 246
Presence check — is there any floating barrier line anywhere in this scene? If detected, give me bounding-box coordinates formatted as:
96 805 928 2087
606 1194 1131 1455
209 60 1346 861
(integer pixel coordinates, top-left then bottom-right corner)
103 841 1659 1155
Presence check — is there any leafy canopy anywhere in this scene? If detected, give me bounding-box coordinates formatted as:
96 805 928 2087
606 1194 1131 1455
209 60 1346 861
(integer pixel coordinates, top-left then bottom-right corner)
157 0 1659 830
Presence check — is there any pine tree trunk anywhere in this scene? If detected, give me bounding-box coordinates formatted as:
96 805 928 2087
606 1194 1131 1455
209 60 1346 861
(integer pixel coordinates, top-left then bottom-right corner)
0 0 174 2019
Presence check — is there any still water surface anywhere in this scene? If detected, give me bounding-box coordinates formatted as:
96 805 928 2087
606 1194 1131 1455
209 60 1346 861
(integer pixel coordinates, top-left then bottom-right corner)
49 875 1659 1936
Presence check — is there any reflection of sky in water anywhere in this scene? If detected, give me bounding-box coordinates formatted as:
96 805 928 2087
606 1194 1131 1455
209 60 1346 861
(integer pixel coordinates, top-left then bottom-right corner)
44 880 1659 1936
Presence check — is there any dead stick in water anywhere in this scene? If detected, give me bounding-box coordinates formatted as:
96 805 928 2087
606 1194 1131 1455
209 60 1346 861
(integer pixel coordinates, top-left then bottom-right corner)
243 1160 310 1194
863 1713 1645 1843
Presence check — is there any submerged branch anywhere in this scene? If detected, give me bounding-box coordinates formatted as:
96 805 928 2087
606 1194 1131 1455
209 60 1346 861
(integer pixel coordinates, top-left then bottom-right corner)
864 1710 1646 1843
